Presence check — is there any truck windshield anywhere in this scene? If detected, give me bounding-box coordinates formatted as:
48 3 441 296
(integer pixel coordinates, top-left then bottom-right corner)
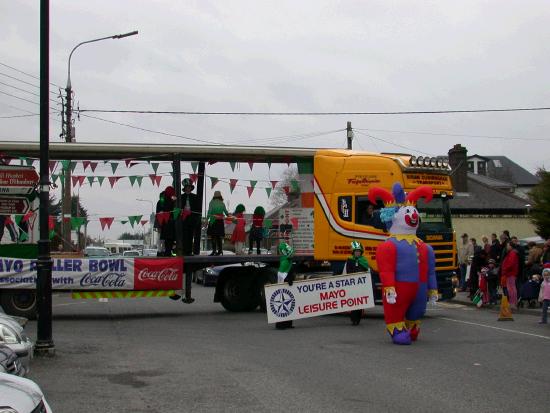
417 197 452 233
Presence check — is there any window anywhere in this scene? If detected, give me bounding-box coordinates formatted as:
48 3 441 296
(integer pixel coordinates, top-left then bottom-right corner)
355 196 386 230
477 161 486 175
493 159 502 167
467 161 474 172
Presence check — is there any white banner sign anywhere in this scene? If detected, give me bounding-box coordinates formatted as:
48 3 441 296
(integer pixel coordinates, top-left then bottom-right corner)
264 272 374 323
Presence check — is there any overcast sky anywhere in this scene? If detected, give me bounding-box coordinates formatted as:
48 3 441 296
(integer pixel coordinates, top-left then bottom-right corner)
1 0 549 239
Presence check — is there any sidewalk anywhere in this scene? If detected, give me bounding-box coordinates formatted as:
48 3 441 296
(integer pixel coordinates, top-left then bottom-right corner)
449 291 541 316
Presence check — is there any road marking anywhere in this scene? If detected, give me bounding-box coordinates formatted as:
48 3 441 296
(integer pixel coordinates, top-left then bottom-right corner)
53 302 87 307
439 317 550 340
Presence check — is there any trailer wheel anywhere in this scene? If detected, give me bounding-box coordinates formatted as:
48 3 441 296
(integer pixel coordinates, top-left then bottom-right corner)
0 291 37 319
220 271 258 312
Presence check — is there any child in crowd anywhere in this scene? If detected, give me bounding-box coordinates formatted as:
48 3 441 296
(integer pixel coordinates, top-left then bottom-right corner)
248 206 265 254
478 266 490 306
538 267 550 324
231 204 246 254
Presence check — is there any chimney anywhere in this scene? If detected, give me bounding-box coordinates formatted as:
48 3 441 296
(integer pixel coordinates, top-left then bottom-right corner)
448 144 468 192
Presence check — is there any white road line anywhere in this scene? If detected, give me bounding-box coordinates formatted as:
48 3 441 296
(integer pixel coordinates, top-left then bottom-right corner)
53 302 87 307
439 317 550 340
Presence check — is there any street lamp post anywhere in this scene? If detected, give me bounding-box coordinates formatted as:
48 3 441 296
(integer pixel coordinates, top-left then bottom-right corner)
136 198 154 248
62 30 138 250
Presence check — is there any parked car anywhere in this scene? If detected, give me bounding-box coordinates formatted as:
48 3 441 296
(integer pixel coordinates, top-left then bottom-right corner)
142 248 158 257
194 262 266 286
0 372 52 412
122 250 141 257
0 314 33 375
83 246 111 257
0 344 24 376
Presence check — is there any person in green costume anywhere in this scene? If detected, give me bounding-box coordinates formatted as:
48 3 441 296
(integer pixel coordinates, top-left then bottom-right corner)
207 191 229 255
275 242 295 330
344 241 370 325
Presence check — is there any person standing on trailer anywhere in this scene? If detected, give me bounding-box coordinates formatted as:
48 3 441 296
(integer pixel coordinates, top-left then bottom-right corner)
181 177 200 255
345 241 371 325
157 186 176 256
207 191 229 256
231 204 246 254
248 206 265 254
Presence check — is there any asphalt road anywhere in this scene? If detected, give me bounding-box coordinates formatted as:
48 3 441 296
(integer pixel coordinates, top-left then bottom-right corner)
24 285 550 413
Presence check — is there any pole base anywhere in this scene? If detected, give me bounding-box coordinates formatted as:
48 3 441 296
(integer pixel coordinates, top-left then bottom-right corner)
182 297 195 304
34 341 56 357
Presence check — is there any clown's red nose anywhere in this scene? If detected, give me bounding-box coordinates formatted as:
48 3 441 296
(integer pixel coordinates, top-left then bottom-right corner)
411 212 418 220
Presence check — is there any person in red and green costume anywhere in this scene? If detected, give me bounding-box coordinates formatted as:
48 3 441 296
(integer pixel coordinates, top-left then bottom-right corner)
275 242 295 330
345 241 370 326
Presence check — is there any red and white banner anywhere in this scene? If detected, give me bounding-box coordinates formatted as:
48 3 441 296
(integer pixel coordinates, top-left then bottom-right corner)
0 257 183 291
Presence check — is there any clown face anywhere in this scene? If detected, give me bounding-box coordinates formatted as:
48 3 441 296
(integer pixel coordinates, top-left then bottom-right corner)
390 205 420 235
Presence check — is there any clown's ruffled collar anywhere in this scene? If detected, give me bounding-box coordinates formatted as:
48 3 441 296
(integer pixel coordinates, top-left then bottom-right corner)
392 234 422 245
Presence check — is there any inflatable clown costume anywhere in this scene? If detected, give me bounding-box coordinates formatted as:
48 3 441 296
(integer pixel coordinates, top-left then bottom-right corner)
368 183 438 345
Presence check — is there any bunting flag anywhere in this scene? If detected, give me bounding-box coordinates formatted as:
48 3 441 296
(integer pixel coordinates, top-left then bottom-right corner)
97 176 105 186
263 218 272 229
124 159 134 168
19 231 28 242
140 220 148 226
248 161 254 171
229 179 238 193
283 186 290 196
267 161 272 170
48 161 57 173
70 161 77 173
250 180 257 189
120 220 128 225
25 158 34 166
111 162 119 174
51 174 59 184
172 208 182 220
129 176 139 187
135 176 143 187
77 176 85 187
156 211 170 226
271 180 278 190
151 162 159 174
14 215 23 227
71 175 79 186
48 216 55 231
149 174 162 187
70 217 87 231
89 162 98 172
191 161 198 173
210 177 219 189
49 230 56 240
99 217 114 230
108 176 121 188
60 160 70 171
229 161 236 172
265 187 272 197
290 179 300 192
87 176 95 187
128 215 143 228
21 211 34 223
246 186 254 197
290 217 299 229
82 160 91 171
190 174 198 183
208 161 217 165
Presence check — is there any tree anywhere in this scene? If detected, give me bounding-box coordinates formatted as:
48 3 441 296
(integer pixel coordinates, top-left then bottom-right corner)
529 168 550 238
269 166 301 208
118 232 144 240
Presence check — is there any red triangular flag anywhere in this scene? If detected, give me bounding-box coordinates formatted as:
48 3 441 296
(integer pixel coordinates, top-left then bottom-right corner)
140 220 148 226
99 217 115 230
90 162 98 172
71 175 79 186
48 215 55 230
229 179 238 193
190 174 198 183
77 176 85 187
48 161 57 173
82 161 91 171
108 176 121 188
207 161 217 165
246 186 254 197
124 159 134 167
22 211 34 223
290 217 299 229
271 181 278 190
248 161 254 171
149 174 163 187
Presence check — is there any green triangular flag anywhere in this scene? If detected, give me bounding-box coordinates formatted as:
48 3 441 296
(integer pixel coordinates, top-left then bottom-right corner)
49 230 56 240
263 219 272 228
60 160 70 170
191 162 198 173
151 163 159 174
128 215 143 228
19 231 28 242
70 217 86 231
70 161 77 173
290 179 300 192
51 174 59 184
129 176 138 186
229 162 236 172
97 176 105 186
121 220 128 225
172 208 181 220
210 177 219 189
250 180 257 189
136 176 143 187
111 162 119 174
265 187 272 197
87 176 94 187
18 156 27 164
14 215 23 226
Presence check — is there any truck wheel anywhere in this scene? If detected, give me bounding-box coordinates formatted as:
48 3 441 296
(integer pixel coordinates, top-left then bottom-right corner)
0 291 37 319
257 267 278 313
220 273 258 312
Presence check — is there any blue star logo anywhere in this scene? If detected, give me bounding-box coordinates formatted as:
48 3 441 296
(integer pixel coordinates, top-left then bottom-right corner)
270 288 295 318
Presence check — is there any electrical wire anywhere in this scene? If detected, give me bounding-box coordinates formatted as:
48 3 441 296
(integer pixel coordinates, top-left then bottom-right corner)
0 80 41 98
79 106 550 116
354 127 549 142
0 61 63 89
0 113 39 119
354 130 435 156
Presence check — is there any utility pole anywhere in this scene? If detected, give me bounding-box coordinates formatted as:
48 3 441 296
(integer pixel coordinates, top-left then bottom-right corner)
62 77 73 251
35 0 55 355
346 121 353 150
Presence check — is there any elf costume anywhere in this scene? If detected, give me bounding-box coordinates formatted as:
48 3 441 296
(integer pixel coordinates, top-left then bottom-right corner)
275 242 295 330
345 241 370 325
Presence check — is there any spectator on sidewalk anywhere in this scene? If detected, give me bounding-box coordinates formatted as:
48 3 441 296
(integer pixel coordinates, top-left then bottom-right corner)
482 236 491 255
538 267 550 324
541 239 550 264
486 259 499 305
469 247 487 299
526 241 543 276
489 233 501 261
510 236 526 283
501 240 519 309
458 233 473 291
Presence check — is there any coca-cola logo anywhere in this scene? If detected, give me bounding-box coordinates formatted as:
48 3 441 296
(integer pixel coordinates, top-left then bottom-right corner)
138 267 179 282
80 272 126 288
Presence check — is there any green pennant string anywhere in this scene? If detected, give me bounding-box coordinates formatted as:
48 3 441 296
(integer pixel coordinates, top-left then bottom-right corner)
136 176 143 187
210 177 219 189
87 176 94 187
70 161 77 173
128 215 143 228
18 156 27 164
49 230 56 240
18 231 28 242
250 180 257 189
60 160 70 170
97 176 105 186
111 162 119 174
120 220 128 225
263 218 272 229
70 217 86 231
191 162 198 173
265 187 272 197
14 215 23 227
51 174 59 184
129 176 137 186
151 163 159 174
229 162 236 172
172 208 181 220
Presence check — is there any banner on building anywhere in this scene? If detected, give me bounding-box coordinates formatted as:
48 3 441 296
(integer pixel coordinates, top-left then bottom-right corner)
0 257 183 291
264 272 374 323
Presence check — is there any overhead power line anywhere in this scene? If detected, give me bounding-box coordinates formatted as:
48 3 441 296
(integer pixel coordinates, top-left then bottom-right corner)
79 106 550 116
0 113 39 119
354 130 435 156
0 61 63 89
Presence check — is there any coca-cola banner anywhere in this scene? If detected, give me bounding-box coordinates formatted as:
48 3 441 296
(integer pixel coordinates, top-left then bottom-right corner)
0 257 183 290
